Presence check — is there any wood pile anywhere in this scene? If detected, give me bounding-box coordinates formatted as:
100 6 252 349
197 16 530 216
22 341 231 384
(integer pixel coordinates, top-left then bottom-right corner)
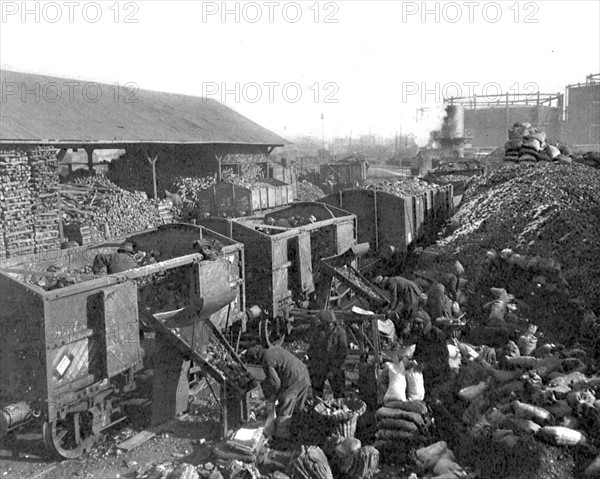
29 147 61 253
60 176 175 239
173 175 217 206
63 223 96 246
1 151 35 259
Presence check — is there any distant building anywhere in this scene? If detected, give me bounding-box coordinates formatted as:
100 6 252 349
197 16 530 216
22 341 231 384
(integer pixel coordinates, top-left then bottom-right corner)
563 74 600 147
446 92 563 149
445 74 600 149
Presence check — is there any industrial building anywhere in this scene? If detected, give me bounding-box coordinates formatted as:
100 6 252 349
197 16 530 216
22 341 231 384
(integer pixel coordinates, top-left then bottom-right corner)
563 74 600 148
446 74 599 150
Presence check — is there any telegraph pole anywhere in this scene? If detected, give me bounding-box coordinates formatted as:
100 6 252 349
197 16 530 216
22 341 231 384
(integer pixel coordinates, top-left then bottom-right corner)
320 113 325 150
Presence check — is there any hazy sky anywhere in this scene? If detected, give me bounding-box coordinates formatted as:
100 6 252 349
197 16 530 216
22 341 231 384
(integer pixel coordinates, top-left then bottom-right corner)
1 0 599 140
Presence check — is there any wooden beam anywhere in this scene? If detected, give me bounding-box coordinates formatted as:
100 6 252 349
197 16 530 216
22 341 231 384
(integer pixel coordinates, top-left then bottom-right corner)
56 191 65 243
56 148 68 162
84 146 94 172
216 154 224 182
147 154 159 200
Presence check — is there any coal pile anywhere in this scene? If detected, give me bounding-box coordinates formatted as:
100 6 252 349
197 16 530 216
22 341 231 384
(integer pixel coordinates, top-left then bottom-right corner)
175 168 281 208
425 174 473 184
107 151 269 201
364 177 439 197
430 161 483 173
296 180 325 201
432 161 600 317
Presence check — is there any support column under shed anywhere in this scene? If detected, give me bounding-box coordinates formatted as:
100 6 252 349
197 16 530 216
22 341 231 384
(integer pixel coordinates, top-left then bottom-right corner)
85 147 94 173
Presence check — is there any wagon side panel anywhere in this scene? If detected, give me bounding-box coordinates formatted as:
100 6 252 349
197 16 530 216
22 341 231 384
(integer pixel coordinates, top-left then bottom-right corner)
335 218 357 254
99 282 142 378
288 232 314 298
43 282 140 417
329 190 377 249
403 196 415 246
0 274 47 405
414 194 426 239
376 193 407 253
197 256 244 331
231 223 276 317
271 238 291 317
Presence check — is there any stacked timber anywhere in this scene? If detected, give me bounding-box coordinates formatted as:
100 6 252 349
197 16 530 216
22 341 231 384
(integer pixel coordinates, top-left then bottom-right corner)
0 151 35 258
28 147 61 253
60 176 175 239
63 222 95 246
157 202 173 223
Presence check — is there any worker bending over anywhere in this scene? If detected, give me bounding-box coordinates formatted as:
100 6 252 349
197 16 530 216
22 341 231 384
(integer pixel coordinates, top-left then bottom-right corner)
92 241 138 275
375 275 424 329
245 345 311 440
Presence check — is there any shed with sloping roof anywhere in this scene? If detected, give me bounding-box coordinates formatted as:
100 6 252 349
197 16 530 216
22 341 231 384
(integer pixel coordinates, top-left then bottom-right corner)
0 69 288 197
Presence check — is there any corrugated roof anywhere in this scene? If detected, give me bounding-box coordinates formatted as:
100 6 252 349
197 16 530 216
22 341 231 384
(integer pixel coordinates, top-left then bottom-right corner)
0 70 287 147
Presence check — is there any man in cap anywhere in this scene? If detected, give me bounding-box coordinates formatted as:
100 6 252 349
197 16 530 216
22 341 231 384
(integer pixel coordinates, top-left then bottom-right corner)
374 275 424 330
307 310 348 399
192 238 221 261
245 345 311 440
92 241 138 275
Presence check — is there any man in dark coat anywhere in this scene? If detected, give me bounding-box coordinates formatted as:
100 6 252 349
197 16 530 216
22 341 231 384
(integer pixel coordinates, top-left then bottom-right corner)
308 310 348 399
245 345 311 439
375 275 423 326
92 241 138 275
411 320 450 396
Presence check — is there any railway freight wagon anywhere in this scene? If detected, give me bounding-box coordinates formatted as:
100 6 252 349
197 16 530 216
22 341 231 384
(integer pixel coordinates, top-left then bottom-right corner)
197 202 357 342
318 185 453 255
0 223 255 458
320 162 368 185
195 179 294 217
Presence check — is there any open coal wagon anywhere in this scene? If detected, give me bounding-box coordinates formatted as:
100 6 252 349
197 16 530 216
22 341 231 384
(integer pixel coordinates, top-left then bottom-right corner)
197 202 357 345
0 223 256 459
318 185 454 256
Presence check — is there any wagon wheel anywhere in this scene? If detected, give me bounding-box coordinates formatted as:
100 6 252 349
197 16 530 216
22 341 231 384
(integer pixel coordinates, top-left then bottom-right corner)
259 317 286 348
43 412 95 459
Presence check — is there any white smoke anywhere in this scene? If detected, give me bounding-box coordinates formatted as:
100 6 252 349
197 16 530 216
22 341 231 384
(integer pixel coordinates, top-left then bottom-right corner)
405 103 447 148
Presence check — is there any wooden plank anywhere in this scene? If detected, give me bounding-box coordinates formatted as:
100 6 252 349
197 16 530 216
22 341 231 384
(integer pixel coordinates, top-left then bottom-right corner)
117 430 156 451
